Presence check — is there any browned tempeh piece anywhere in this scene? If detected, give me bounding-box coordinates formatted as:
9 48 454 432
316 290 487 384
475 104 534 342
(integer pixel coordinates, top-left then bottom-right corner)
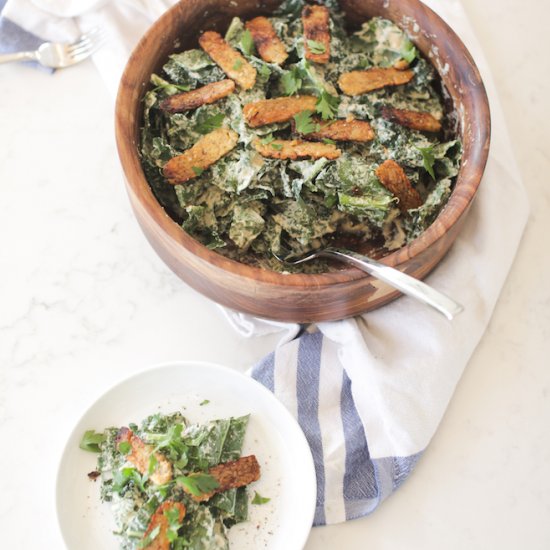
381 106 442 133
375 159 422 213
163 127 239 184
187 455 261 502
199 31 256 89
116 427 173 485
302 4 330 64
159 79 235 113
338 68 414 95
243 95 317 127
300 118 375 142
245 16 288 65
253 138 341 160
141 501 186 550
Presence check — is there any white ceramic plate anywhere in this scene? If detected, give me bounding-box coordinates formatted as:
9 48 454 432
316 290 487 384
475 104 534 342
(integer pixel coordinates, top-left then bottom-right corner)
56 361 316 550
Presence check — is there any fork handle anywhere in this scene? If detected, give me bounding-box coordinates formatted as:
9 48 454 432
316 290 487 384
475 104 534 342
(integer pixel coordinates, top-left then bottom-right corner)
0 51 38 65
322 249 464 320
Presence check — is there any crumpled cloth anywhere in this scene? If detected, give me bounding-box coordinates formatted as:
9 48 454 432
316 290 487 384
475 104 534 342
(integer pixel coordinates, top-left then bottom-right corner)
1 0 529 525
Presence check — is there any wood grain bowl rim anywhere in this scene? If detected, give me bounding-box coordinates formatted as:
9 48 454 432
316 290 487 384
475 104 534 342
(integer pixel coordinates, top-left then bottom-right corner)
115 0 491 290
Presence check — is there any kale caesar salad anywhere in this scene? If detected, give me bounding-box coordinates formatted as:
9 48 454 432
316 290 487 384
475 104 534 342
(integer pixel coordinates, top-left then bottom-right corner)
81 411 265 549
140 0 461 272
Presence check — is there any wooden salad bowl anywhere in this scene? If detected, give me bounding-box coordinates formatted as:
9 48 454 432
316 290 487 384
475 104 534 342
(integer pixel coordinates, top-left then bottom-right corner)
115 0 490 322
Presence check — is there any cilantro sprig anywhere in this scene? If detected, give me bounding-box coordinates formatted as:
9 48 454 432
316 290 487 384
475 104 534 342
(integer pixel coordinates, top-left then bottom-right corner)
194 112 225 134
164 506 184 543
112 466 147 494
307 39 326 55
281 66 305 95
79 430 105 453
417 145 436 180
251 491 271 505
177 473 220 497
315 91 340 120
401 39 417 63
293 110 320 135
118 441 132 455
260 134 275 145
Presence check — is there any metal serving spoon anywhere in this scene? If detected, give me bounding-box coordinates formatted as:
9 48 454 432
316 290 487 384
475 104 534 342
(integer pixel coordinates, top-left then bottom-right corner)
276 247 463 320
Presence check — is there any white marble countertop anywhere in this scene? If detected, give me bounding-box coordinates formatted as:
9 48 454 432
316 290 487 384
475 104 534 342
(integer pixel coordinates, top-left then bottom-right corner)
1 0 549 548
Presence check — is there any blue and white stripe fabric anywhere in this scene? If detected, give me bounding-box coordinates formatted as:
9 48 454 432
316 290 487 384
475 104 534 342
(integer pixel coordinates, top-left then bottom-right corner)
252 329 422 525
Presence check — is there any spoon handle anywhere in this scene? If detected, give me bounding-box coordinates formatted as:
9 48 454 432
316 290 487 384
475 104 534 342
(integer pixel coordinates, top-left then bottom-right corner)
322 249 463 320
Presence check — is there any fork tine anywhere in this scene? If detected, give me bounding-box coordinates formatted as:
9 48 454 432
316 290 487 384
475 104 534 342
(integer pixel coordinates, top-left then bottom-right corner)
72 27 103 45
68 28 104 53
69 41 94 56
67 29 105 63
69 41 104 63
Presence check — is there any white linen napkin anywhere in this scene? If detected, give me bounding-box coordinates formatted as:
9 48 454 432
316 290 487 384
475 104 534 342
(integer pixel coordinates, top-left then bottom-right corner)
1 0 529 525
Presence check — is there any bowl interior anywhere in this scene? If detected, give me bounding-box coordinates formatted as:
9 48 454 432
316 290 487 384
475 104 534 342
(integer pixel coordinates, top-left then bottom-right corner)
115 0 490 289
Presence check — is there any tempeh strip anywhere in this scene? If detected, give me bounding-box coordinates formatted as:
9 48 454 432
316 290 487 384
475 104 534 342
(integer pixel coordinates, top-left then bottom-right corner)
141 501 186 550
338 67 414 95
163 127 239 184
159 79 235 113
245 16 288 65
199 31 256 89
302 5 330 64
184 455 261 503
298 118 375 142
253 138 341 160
243 95 317 127
381 106 442 132
375 159 422 213
116 427 173 485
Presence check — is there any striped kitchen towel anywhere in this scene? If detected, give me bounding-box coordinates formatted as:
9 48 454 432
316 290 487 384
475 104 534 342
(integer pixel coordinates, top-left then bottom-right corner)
252 329 421 524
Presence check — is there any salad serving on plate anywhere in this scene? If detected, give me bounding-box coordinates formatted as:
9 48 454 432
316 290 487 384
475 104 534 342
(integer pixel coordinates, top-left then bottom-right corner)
81 410 266 549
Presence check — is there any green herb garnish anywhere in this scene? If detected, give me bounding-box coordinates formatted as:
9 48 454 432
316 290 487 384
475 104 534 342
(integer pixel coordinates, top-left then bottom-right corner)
293 110 320 134
401 40 417 63
417 146 436 180
260 134 275 145
112 466 147 494
281 66 304 95
118 441 131 455
79 430 105 453
240 29 255 56
271 142 283 151
233 59 243 71
192 166 205 176
251 491 271 505
177 473 220 497
315 91 340 120
194 112 225 134
307 39 326 55
164 506 183 542
199 399 210 406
